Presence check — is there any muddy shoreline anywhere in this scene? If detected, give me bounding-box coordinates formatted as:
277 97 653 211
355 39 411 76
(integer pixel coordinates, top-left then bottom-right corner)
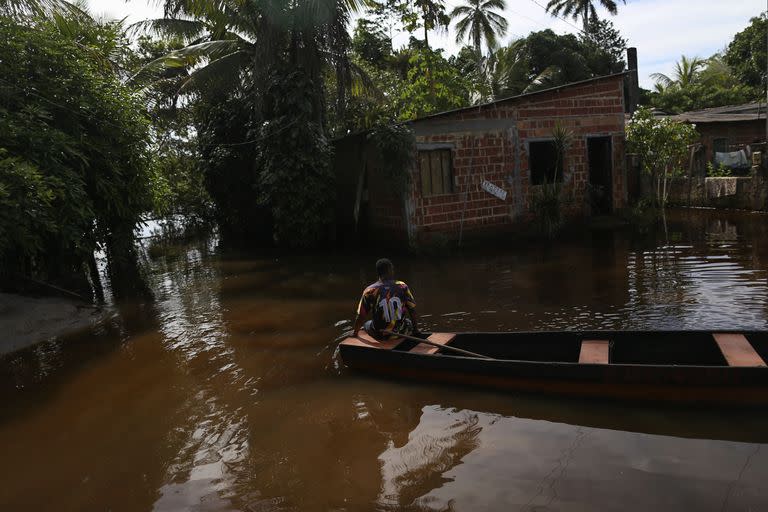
0 293 107 356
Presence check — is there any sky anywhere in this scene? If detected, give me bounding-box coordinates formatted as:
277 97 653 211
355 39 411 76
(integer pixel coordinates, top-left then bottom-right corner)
87 0 766 89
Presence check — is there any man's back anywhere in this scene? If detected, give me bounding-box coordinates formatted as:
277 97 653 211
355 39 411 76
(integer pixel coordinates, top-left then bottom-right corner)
358 279 416 335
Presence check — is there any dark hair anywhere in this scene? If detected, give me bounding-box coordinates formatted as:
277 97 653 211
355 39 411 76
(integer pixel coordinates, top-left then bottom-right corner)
376 258 394 277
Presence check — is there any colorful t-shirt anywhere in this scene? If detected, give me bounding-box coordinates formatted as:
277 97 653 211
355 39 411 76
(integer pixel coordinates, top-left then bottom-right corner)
357 280 416 334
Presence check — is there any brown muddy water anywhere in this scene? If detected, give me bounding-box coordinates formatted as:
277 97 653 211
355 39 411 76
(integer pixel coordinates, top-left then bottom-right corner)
2 209 768 512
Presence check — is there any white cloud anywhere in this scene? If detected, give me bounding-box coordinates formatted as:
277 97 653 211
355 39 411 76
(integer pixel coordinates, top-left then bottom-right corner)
87 0 766 88
85 0 163 24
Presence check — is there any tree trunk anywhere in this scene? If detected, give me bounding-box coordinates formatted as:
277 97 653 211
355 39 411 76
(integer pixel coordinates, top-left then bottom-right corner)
474 23 481 59
423 18 435 104
583 5 590 33
106 223 153 301
88 252 105 304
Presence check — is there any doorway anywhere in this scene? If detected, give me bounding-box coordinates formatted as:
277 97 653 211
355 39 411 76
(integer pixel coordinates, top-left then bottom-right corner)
587 136 613 214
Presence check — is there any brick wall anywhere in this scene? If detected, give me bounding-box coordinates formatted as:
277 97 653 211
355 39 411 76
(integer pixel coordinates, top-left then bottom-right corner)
365 150 410 243
695 120 765 162
405 75 627 242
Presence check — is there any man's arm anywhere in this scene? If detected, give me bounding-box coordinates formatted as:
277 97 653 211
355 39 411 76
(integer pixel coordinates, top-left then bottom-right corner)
407 306 420 334
404 284 419 333
353 291 370 336
352 313 366 336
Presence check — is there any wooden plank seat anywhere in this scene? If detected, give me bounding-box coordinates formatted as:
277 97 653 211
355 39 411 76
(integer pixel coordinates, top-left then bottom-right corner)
579 340 610 364
409 333 457 355
713 333 766 367
344 331 403 350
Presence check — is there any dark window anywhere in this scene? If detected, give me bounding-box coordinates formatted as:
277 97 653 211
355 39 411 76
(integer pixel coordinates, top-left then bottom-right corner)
712 137 729 156
418 149 453 196
529 140 563 185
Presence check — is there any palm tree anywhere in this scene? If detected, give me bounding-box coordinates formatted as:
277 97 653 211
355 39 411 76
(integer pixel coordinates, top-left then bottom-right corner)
650 55 705 90
485 40 560 99
545 0 624 33
134 0 369 124
0 0 83 17
451 0 508 58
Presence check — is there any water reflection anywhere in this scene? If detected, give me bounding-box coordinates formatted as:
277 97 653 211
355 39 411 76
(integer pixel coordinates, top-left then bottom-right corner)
1 208 768 511
382 403 768 511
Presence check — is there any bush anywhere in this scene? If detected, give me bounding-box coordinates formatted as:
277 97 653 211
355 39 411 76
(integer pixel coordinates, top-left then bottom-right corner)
706 162 733 177
0 17 156 294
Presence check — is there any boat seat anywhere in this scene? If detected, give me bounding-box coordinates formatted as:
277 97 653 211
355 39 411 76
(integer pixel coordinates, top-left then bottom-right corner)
579 340 610 364
713 333 766 367
410 333 456 355
342 331 403 350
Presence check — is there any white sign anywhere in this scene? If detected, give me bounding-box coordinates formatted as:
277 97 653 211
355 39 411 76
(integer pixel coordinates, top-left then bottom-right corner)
481 180 507 201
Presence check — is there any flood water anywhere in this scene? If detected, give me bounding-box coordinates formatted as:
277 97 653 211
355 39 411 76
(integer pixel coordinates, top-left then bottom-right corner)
3 208 768 511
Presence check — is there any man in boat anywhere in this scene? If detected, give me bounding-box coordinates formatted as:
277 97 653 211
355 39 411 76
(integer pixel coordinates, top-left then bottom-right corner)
352 258 419 340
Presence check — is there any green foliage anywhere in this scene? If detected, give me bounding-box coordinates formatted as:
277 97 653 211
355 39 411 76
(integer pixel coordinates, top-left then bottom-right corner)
651 82 758 114
195 91 272 244
0 151 58 260
551 121 573 182
398 48 471 119
580 15 626 73
352 18 392 64
649 15 766 114
0 16 155 288
486 28 624 99
450 0 508 57
139 0 366 247
626 107 698 206
545 0 624 31
649 54 760 114
129 35 212 218
706 162 733 177
368 124 416 196
530 122 573 237
257 71 335 247
531 184 563 238
724 13 768 90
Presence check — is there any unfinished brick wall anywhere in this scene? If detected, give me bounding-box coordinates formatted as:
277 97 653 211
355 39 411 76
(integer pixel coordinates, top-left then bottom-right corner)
406 74 627 243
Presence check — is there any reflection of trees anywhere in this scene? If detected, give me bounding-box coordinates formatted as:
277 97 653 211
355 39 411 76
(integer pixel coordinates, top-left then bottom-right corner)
377 407 483 511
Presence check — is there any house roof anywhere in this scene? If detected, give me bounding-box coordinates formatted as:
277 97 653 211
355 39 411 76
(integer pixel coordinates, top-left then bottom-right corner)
409 71 630 124
670 102 767 124
332 71 629 143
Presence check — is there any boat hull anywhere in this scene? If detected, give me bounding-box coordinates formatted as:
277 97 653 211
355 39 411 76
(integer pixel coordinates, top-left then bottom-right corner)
339 330 768 405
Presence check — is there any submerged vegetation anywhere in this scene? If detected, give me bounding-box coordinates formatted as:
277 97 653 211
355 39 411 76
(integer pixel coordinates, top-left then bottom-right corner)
0 12 157 298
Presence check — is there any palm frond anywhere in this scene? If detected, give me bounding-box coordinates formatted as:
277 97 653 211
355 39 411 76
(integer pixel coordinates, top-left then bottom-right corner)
130 39 242 83
128 18 208 42
179 50 249 93
0 0 86 17
524 65 561 93
650 72 673 88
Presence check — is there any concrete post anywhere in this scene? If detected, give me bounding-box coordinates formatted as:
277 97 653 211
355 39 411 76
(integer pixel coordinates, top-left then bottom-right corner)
627 47 639 114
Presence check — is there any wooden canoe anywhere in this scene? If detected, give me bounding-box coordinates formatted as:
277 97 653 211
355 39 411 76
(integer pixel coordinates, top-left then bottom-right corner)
339 330 768 405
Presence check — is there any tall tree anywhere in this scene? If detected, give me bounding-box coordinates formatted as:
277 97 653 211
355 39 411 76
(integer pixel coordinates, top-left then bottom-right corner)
650 55 705 90
0 11 157 298
136 0 368 247
407 0 450 53
724 13 768 91
450 0 508 58
545 0 624 32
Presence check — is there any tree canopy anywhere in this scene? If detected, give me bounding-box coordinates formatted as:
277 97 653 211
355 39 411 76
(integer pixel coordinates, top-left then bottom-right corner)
0 14 157 296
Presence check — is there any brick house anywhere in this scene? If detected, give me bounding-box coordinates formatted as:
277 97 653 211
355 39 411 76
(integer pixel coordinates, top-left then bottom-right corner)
670 103 767 164
334 71 632 247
